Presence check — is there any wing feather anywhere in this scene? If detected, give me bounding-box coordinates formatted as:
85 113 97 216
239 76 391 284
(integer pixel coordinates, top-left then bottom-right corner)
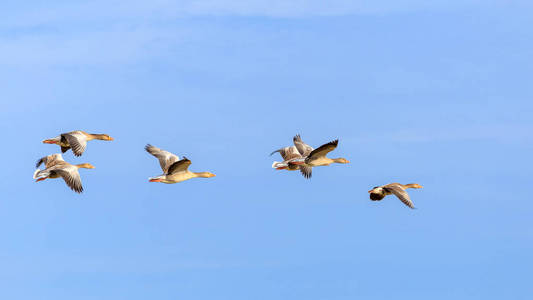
271 146 302 161
36 154 64 168
145 144 180 173
384 184 415 209
62 133 87 156
52 167 84 193
167 157 192 175
299 165 312 179
293 134 314 156
306 139 338 161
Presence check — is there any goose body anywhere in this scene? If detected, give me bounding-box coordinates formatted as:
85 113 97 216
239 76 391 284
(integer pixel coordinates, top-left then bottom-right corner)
302 139 349 167
145 144 215 184
33 153 95 193
271 146 304 171
286 139 349 178
42 130 113 156
368 183 423 209
271 135 313 178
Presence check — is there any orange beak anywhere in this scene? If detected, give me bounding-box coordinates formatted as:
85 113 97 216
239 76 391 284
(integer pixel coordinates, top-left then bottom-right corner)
42 140 57 144
276 167 287 170
149 178 162 182
36 178 46 182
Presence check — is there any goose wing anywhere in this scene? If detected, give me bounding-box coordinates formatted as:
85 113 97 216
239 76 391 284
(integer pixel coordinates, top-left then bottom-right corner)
306 139 338 161
61 132 88 156
383 184 415 209
293 134 314 156
51 165 84 193
270 146 302 161
36 153 64 168
167 157 192 175
145 144 180 173
299 165 312 179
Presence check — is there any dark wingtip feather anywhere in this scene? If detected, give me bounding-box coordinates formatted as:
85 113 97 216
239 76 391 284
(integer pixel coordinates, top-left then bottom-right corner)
269 149 281 156
293 134 302 142
322 139 339 149
144 144 153 153
35 157 44 168
299 166 312 179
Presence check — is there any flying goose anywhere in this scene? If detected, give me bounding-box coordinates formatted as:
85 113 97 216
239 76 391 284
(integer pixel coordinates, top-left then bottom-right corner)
368 183 423 209
289 139 349 171
42 130 114 156
33 153 94 193
145 144 215 183
270 135 313 178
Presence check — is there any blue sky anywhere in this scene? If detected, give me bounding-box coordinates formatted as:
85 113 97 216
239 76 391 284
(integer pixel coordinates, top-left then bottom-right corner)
1 1 532 299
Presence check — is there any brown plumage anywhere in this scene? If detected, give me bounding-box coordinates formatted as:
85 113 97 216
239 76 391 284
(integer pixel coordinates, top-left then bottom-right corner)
368 183 423 209
145 144 215 184
33 153 95 193
42 130 114 156
270 135 313 178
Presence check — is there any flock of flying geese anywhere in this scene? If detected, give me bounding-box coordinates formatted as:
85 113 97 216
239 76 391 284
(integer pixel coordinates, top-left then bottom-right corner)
33 131 423 209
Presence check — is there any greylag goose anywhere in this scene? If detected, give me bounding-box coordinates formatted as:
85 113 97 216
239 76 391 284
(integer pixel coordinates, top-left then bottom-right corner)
145 144 215 183
368 183 423 209
270 135 313 178
42 130 114 156
288 139 349 172
33 153 94 193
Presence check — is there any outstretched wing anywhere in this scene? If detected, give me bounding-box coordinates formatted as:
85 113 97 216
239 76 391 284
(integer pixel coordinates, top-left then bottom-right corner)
145 144 180 173
384 184 415 209
167 157 192 175
293 134 314 156
270 146 302 161
52 166 84 193
36 153 64 168
306 139 338 161
62 132 88 156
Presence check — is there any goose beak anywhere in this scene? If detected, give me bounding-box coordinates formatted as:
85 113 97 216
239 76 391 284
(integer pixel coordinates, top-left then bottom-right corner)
36 178 46 182
149 178 161 182
42 140 56 144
